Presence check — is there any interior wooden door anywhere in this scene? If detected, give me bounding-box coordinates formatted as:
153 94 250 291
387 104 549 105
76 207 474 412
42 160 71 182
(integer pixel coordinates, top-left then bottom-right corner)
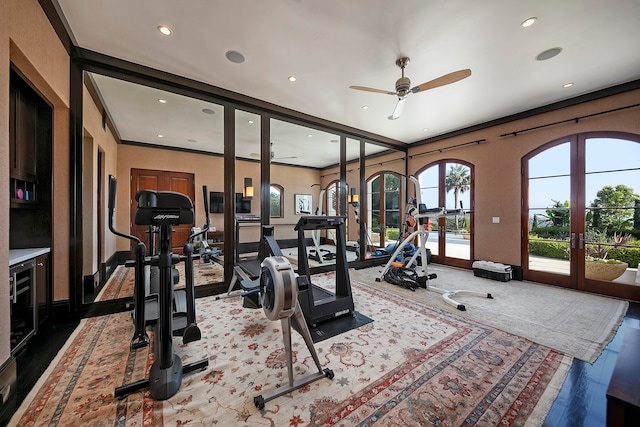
130 168 195 254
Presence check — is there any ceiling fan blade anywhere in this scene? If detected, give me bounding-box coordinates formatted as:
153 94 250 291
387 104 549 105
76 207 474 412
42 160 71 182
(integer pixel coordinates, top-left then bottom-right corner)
349 85 397 95
411 69 472 93
389 98 406 120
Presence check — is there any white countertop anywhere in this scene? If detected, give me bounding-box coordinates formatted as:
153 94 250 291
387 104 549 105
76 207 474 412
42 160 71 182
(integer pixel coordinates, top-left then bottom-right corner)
9 247 51 266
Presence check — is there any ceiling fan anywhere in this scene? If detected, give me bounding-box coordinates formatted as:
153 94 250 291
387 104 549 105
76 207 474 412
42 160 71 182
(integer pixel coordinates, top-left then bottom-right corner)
349 57 471 120
250 142 297 161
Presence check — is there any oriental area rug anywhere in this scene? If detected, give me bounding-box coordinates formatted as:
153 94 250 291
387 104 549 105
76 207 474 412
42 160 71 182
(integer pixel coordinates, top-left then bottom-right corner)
11 275 571 426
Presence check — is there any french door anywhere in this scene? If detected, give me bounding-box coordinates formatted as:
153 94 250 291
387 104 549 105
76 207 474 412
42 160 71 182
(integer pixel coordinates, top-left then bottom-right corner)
366 172 401 250
417 161 473 268
523 132 640 300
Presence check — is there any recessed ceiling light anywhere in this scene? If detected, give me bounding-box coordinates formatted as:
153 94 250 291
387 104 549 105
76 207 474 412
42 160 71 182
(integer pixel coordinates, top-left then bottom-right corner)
157 26 172 36
157 134 164 138
362 105 369 110
536 47 562 61
288 75 297 82
225 50 245 64
307 134 312 137
521 17 537 28
563 82 574 88
202 108 216 115
423 128 429 132
248 120 254 124
158 99 167 104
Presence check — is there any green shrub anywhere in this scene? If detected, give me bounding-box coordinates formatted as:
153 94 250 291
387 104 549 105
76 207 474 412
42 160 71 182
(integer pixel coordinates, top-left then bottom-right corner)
386 228 400 241
530 225 570 239
607 247 640 268
528 236 639 268
528 237 570 259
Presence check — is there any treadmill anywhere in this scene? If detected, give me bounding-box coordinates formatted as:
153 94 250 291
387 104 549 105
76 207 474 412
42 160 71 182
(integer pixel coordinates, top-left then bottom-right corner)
294 215 355 327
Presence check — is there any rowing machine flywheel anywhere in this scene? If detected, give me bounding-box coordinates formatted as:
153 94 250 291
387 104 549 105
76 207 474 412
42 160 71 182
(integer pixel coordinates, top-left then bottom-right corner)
260 256 297 320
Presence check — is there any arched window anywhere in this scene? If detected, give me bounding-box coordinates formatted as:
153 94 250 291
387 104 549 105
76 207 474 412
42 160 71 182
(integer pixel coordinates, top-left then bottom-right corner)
270 184 283 218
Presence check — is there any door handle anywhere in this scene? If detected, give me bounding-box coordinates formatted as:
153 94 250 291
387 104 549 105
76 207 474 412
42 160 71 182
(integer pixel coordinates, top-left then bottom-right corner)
571 233 576 249
11 273 17 303
579 233 584 249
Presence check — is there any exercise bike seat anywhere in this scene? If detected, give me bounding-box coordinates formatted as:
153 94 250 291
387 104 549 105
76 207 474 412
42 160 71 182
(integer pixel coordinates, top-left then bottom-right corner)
134 190 194 226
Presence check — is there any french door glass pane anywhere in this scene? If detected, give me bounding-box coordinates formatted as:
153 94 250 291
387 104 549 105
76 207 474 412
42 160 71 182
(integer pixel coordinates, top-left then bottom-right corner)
384 174 400 245
527 142 571 275
368 176 381 246
419 166 439 256
584 138 640 284
444 163 471 260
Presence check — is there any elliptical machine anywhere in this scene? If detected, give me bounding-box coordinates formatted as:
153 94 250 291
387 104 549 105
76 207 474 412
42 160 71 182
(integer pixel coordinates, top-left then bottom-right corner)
108 176 208 400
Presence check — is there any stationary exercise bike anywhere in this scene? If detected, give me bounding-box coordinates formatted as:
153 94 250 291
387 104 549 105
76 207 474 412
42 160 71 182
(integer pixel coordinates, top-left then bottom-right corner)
376 175 493 311
108 176 208 400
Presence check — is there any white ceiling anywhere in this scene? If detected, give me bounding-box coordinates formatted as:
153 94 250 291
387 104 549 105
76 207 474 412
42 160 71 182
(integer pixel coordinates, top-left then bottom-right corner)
55 0 640 166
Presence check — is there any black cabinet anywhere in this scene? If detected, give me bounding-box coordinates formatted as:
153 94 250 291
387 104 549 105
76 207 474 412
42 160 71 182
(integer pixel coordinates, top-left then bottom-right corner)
9 260 36 355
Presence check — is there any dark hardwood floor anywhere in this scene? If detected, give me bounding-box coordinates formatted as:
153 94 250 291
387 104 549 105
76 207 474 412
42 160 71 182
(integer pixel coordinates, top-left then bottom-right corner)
544 301 640 427
0 320 78 426
1 302 638 425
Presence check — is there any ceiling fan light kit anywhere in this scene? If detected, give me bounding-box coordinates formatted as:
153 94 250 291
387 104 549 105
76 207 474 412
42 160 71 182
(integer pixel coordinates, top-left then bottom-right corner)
349 57 471 120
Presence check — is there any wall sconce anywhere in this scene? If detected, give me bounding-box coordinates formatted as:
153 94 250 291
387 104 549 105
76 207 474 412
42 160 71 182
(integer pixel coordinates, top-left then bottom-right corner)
244 177 254 199
347 187 359 206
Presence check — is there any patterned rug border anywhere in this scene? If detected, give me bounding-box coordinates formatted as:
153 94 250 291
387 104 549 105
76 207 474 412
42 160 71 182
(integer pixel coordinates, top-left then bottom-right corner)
344 280 574 427
11 278 573 427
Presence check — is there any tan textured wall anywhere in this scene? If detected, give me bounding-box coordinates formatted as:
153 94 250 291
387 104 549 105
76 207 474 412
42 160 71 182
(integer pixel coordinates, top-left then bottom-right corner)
407 89 640 266
1 0 70 371
82 84 120 275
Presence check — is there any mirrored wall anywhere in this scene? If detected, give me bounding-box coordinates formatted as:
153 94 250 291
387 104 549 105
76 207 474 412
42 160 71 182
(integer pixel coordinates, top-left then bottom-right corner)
82 71 226 304
73 60 407 311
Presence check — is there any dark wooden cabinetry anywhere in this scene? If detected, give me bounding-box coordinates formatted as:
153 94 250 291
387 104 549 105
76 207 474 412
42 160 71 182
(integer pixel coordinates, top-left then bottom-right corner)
9 80 37 182
9 69 48 209
9 69 53 250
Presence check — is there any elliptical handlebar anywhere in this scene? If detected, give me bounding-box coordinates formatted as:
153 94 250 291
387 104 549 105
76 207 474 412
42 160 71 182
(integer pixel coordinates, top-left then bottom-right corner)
187 185 210 243
108 175 141 244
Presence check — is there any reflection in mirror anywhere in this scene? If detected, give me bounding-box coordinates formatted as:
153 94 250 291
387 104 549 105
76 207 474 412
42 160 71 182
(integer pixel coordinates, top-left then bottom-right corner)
234 109 262 277
363 142 404 259
345 137 360 259
82 72 225 305
267 119 356 268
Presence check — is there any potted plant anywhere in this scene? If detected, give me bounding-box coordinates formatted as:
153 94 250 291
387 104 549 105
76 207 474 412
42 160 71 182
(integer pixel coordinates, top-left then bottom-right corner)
459 216 471 240
584 231 631 281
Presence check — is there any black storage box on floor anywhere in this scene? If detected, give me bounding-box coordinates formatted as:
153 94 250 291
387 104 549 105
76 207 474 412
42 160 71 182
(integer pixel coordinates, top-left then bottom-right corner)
472 261 512 282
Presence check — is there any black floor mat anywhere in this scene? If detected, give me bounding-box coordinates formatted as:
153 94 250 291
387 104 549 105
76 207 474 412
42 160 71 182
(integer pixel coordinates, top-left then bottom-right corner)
295 311 374 343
